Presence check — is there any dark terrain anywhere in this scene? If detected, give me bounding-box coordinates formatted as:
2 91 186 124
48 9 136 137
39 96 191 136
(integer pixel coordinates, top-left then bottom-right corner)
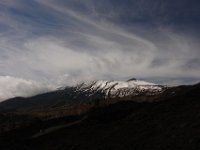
0 83 200 150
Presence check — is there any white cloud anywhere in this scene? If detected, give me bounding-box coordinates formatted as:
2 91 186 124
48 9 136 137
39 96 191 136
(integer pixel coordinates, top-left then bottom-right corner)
0 76 54 102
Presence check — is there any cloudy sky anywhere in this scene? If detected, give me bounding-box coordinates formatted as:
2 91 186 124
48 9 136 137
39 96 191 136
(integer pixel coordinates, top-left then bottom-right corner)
0 0 200 101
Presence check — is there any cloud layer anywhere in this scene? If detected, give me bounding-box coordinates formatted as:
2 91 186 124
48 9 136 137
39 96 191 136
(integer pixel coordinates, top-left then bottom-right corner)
0 76 54 100
0 0 200 101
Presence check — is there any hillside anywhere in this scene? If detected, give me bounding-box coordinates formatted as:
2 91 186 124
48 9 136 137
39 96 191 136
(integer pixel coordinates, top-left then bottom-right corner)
0 83 200 150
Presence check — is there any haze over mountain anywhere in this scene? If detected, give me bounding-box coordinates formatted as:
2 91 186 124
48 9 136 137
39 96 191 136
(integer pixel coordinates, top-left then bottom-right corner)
0 0 200 101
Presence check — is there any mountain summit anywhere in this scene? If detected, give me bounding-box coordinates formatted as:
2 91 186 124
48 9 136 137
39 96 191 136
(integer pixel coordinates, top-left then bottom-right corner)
71 79 164 99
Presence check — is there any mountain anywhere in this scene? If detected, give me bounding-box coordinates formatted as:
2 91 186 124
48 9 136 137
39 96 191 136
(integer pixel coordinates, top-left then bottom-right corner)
0 79 165 112
71 79 164 98
0 82 200 150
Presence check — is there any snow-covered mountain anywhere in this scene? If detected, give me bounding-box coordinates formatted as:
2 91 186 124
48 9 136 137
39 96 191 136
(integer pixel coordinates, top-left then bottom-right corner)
0 79 166 111
61 79 165 101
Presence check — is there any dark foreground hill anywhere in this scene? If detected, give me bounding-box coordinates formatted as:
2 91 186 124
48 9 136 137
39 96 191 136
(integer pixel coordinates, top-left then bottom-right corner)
0 83 200 150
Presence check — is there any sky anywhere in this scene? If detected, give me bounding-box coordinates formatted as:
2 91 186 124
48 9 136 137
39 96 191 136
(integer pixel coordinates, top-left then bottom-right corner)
0 0 200 101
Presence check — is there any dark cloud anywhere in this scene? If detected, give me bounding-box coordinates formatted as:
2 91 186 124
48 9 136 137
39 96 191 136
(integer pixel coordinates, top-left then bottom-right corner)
184 58 200 69
150 58 170 68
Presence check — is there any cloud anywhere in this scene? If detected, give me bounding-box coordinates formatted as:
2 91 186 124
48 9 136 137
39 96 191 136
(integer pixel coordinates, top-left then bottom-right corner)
0 0 199 101
0 76 54 102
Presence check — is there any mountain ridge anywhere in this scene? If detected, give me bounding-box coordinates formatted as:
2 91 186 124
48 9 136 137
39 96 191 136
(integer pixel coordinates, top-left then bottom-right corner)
0 79 166 112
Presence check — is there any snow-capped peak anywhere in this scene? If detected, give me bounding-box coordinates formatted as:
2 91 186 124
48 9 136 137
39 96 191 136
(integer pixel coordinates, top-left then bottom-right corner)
73 79 164 99
77 79 159 89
